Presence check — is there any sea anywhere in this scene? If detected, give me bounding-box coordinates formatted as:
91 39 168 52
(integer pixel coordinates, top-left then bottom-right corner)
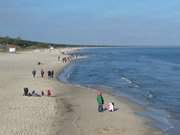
59 47 180 135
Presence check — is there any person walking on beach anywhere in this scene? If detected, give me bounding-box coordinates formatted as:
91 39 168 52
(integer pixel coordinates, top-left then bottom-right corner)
96 91 104 112
41 69 45 78
32 69 36 78
58 56 60 61
48 70 51 78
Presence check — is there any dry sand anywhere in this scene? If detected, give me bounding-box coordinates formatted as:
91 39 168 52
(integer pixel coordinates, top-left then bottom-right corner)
0 49 163 135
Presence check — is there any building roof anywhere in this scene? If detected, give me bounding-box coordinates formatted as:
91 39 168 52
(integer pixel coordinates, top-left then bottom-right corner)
7 44 17 48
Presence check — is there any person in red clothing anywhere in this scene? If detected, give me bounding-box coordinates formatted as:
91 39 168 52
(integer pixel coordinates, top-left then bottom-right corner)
47 89 52 96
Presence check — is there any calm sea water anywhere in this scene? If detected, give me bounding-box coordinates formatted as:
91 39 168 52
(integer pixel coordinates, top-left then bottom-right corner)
59 47 180 135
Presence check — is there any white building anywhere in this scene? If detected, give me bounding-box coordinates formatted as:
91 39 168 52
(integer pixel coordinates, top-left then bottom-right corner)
8 45 16 53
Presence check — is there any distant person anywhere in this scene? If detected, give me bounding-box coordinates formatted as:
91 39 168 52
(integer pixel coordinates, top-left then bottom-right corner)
106 102 115 112
62 57 67 63
96 91 104 112
58 56 60 61
23 87 29 96
31 90 41 97
32 69 36 78
47 89 52 96
48 70 51 78
41 91 45 96
41 69 45 78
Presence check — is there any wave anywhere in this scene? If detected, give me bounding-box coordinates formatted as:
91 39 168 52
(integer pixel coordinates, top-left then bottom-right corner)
121 77 139 88
58 63 74 83
58 47 180 135
121 77 132 84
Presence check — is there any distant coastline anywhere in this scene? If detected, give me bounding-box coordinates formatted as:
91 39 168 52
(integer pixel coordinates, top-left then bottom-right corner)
1 36 179 52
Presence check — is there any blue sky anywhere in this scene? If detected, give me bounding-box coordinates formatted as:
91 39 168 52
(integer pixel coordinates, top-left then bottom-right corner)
0 0 180 46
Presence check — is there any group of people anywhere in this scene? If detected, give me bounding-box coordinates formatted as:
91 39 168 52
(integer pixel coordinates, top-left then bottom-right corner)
58 52 82 63
23 87 53 97
32 69 54 78
96 91 115 112
57 55 72 63
62 56 72 63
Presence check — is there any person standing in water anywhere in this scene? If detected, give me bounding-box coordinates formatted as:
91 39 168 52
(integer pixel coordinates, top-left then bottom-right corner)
96 91 104 112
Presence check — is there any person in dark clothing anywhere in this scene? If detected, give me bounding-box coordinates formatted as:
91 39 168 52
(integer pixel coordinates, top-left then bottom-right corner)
41 91 45 96
96 91 104 112
48 70 51 78
23 88 29 96
41 69 45 78
32 69 36 78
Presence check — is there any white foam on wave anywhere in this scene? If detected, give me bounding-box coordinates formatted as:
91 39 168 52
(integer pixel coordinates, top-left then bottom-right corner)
59 64 74 83
121 77 132 84
121 77 140 88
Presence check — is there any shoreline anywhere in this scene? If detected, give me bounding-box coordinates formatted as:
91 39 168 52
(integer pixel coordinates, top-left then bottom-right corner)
59 47 179 135
56 49 164 135
0 48 164 135
57 64 165 134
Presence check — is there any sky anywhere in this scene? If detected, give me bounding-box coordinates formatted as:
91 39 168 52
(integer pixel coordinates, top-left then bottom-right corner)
0 0 180 46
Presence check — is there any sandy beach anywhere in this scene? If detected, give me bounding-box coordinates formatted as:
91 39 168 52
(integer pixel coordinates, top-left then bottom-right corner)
0 48 163 135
